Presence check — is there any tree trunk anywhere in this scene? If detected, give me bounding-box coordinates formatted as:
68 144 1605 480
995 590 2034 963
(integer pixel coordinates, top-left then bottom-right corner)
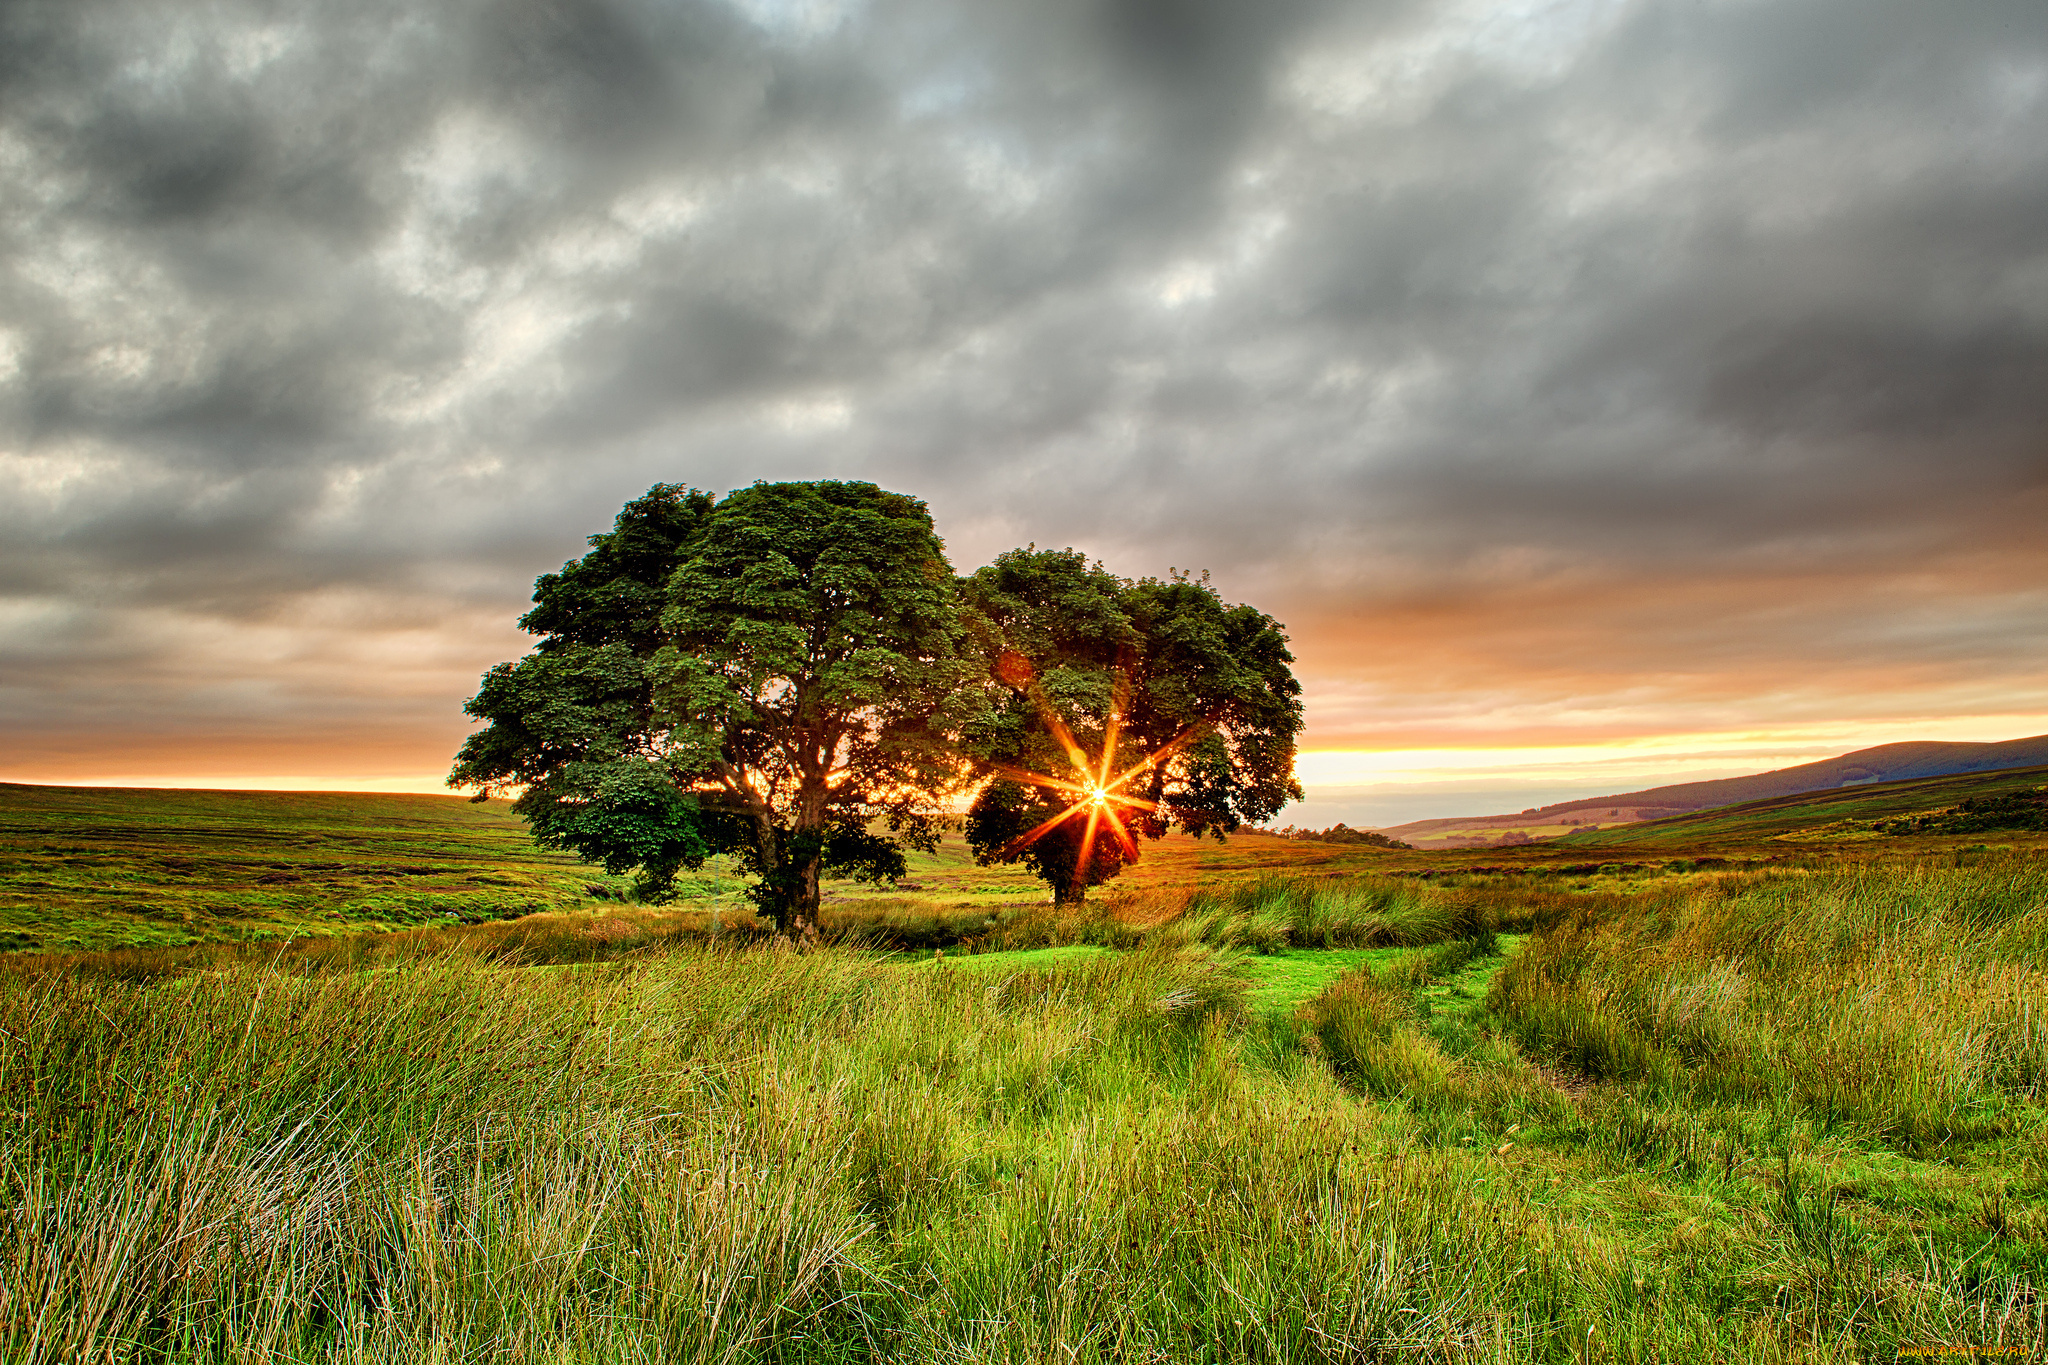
787 854 823 945
783 774 828 946
1054 877 1087 908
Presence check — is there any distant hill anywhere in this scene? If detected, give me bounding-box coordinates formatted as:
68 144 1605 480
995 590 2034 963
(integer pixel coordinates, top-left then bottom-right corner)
1553 762 2048 850
1380 733 2048 843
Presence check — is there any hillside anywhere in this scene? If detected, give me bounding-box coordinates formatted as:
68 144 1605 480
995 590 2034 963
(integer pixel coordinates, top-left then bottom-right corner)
1551 762 2048 850
1381 732 2048 846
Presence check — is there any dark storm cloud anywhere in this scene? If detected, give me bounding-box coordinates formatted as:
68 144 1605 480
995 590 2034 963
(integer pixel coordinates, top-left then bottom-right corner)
3 0 2047 780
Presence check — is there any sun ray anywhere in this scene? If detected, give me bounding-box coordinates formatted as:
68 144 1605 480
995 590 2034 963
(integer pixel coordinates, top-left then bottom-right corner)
987 763 1094 798
998 800 1091 857
1039 706 1094 779
1073 798 1105 882
987 650 1217 887
1099 668 1129 791
1098 799 1139 859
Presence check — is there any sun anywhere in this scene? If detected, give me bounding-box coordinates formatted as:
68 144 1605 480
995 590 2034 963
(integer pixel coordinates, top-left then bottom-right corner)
986 650 1211 885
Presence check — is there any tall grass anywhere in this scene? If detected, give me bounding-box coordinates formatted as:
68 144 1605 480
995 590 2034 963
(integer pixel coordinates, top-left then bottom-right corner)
1 864 2041 1360
1117 874 1505 952
9 874 1498 982
1491 855 2048 1145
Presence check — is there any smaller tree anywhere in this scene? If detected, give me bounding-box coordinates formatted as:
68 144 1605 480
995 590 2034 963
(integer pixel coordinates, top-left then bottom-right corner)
958 550 1304 903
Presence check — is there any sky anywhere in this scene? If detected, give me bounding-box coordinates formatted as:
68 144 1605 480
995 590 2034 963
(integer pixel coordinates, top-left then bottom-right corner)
2 0 2045 828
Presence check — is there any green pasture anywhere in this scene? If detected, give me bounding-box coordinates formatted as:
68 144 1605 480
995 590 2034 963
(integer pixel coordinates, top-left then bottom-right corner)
0 784 1042 956
0 783 622 953
1 856 2042 1362
0 783 1469 957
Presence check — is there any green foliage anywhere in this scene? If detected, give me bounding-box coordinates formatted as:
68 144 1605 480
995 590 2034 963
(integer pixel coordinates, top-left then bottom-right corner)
1875 787 2048 835
521 757 712 892
519 483 716 652
653 481 967 934
449 485 720 900
958 549 1304 901
452 481 968 934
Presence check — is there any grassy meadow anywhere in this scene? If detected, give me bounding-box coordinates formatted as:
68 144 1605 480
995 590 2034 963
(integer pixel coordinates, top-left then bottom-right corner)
1 783 2045 1361
0 785 611 955
0 782 1445 958
10 769 2041 959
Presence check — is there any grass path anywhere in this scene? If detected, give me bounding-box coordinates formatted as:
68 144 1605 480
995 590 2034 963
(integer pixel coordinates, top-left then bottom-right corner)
1243 946 1411 1013
915 931 1529 1019
1419 931 1525 1017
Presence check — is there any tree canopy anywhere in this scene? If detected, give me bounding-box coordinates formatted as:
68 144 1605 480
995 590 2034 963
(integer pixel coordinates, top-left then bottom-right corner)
958 549 1304 903
649 480 966 936
453 490 1303 929
449 480 966 939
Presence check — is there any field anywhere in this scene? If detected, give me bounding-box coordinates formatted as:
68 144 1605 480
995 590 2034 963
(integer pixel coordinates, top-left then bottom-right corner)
0 783 1436 957
1 784 2044 1362
0 784 618 955
10 769 2045 958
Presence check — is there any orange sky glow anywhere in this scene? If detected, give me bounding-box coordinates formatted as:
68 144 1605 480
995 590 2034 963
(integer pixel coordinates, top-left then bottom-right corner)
3 0 2046 829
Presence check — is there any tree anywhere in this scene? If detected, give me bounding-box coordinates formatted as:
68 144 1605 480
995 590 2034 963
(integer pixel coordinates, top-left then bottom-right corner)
448 484 719 895
650 480 967 939
958 549 1304 904
450 480 968 940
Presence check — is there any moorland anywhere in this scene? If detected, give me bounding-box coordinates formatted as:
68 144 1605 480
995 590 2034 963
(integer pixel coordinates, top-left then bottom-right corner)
0 777 2043 1362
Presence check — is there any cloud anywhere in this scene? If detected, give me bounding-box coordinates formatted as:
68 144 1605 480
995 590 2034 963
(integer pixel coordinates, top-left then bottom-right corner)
2 0 2046 815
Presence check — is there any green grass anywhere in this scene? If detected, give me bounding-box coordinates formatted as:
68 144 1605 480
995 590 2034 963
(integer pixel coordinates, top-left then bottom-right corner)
28 778 1986 963
1243 946 1412 1013
930 944 1113 972
0 783 617 953
3 862 2040 1362
0 784 1444 957
2 786 2044 1361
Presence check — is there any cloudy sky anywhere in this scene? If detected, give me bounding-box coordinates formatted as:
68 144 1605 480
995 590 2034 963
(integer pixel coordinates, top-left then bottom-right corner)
3 0 2045 826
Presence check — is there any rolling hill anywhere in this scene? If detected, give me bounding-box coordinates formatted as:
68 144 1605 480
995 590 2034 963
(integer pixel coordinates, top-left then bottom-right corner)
1380 733 2048 846
1550 762 2048 850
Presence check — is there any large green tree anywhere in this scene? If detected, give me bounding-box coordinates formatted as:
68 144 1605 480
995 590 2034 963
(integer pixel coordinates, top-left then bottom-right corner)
450 480 967 939
959 549 1304 904
650 480 967 939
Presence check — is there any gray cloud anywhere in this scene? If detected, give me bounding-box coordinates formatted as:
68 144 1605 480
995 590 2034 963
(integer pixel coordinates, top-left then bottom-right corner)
3 0 2047 790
